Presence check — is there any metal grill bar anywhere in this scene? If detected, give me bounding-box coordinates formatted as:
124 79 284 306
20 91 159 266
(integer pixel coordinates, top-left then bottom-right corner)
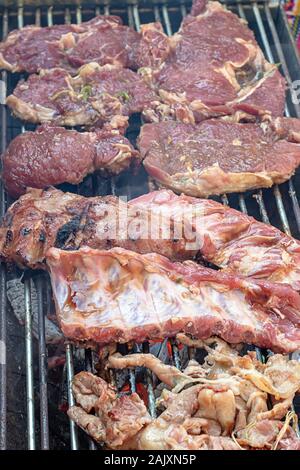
33 8 50 451
24 278 35 450
66 344 79 450
142 342 157 418
0 6 8 452
255 191 270 224
247 2 292 235
263 4 300 233
16 6 37 451
36 276 49 450
84 349 97 450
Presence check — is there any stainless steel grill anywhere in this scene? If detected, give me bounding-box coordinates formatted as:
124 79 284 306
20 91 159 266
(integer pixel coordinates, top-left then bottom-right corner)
1 0 300 450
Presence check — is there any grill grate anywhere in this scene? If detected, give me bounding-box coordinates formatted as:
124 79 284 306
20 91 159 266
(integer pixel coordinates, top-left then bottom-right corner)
1 0 300 449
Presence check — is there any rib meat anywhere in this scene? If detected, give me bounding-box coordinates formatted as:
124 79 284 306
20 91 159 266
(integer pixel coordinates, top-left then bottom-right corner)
138 118 300 197
46 246 300 352
0 15 169 73
142 0 285 123
6 63 158 127
2 188 300 291
130 189 300 289
0 187 193 269
2 124 139 198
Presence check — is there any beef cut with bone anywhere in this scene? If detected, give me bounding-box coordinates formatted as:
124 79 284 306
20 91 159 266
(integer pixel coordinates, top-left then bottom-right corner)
46 246 300 353
2 188 300 291
138 117 300 197
2 124 139 198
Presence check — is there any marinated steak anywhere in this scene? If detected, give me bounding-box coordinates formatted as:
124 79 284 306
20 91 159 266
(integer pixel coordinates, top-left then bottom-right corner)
142 0 286 122
6 63 158 127
2 188 300 291
47 246 300 353
0 15 169 73
2 124 139 198
138 118 300 197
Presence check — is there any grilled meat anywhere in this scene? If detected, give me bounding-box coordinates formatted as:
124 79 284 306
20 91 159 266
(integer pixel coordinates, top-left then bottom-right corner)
138 118 300 197
131 190 300 289
4 0 286 127
2 124 139 198
142 0 286 123
0 15 169 73
0 187 193 269
47 246 300 352
68 340 300 449
67 371 151 448
2 188 300 291
6 63 158 127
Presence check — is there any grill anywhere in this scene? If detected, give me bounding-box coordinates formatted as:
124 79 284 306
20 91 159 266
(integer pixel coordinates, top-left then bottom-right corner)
1 0 300 450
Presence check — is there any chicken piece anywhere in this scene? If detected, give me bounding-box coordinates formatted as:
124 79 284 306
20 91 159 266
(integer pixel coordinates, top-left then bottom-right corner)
195 386 236 435
196 435 241 450
256 397 294 422
68 371 151 448
183 359 207 379
182 417 222 436
68 406 105 443
108 352 195 389
130 422 206 450
70 342 300 450
236 417 300 450
231 354 300 399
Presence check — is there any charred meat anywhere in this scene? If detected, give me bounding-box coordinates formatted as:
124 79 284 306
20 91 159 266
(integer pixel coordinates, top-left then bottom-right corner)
131 189 300 290
0 188 194 269
2 188 300 291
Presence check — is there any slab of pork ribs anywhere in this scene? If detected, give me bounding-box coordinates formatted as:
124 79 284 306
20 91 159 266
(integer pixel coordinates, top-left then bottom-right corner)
1 188 300 291
46 246 300 352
